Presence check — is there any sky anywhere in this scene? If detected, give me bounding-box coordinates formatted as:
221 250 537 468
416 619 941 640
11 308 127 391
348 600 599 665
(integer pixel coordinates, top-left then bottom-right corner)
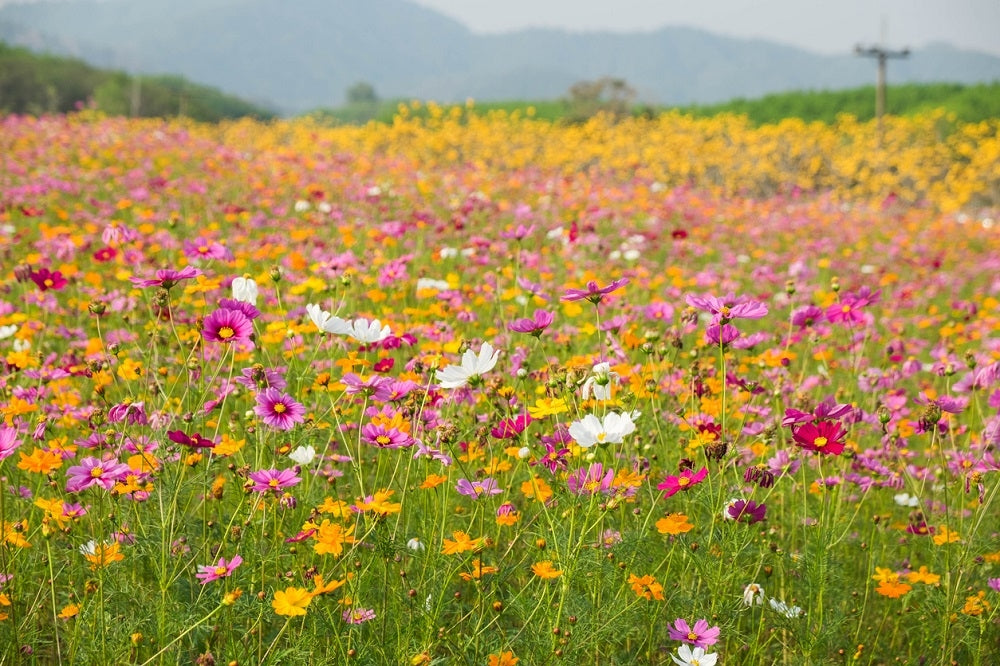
410 0 1000 57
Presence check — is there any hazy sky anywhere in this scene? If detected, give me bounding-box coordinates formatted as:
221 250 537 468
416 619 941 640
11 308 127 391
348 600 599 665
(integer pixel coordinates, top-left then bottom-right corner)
410 0 1000 57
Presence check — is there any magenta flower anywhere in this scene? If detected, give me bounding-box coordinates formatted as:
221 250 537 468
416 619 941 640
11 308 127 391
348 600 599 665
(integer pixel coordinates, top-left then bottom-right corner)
658 467 708 498
254 388 306 430
725 499 767 524
107 401 148 425
235 365 287 391
167 430 217 449
196 554 243 584
531 440 571 473
218 298 261 321
202 307 253 344
567 463 615 495
491 413 532 439
561 278 629 304
342 373 393 401
456 477 503 499
705 323 741 346
129 266 202 289
65 456 131 493
668 618 720 648
508 309 555 337
29 267 68 292
782 397 853 427
247 468 302 493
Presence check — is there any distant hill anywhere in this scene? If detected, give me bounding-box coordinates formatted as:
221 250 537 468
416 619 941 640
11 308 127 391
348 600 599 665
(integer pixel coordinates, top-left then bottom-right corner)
0 40 275 120
1 0 998 114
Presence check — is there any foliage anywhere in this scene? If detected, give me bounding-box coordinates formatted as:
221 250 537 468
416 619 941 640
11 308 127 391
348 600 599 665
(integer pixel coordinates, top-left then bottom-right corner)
0 40 275 121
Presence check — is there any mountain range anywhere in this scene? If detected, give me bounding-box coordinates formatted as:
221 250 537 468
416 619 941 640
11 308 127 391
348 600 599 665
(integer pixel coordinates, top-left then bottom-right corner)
1 0 999 114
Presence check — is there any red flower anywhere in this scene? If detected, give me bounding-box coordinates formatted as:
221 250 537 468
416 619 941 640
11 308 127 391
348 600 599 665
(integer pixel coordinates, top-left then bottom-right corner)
791 419 846 455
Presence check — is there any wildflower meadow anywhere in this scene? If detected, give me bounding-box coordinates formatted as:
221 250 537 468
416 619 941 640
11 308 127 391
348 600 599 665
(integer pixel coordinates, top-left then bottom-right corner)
1 107 999 664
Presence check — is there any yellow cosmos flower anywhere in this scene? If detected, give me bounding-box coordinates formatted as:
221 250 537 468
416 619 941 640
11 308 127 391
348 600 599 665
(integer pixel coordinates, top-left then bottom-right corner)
272 587 313 617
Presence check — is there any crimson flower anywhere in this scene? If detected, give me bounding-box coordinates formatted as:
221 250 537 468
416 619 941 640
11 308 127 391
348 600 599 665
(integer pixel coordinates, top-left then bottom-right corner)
490 413 532 439
30 267 67 292
791 419 846 455
167 430 217 449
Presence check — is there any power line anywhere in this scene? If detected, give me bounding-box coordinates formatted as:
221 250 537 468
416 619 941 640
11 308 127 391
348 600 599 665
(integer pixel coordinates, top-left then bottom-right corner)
854 44 910 140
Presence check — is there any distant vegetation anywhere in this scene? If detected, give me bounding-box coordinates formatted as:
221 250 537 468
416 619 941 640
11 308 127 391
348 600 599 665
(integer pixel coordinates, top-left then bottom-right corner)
680 82 1000 125
312 81 1000 127
0 41 275 121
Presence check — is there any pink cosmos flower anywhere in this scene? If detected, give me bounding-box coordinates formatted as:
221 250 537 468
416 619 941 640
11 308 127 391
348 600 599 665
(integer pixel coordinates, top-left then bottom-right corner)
658 467 708 498
456 477 504 499
196 554 243 584
0 425 23 461
686 293 768 321
343 608 376 624
360 423 413 449
129 266 202 289
724 499 767 524
668 618 720 648
202 307 253 344
561 278 629 304
254 388 306 430
65 456 131 493
247 468 302 493
567 463 615 495
107 401 148 425
508 309 555 337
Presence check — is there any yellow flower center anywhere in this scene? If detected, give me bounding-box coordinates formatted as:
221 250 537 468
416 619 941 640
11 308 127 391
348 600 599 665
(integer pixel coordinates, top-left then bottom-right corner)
376 435 391 445
218 326 234 339
269 478 280 487
678 477 691 487
687 631 698 641
596 432 607 442
214 566 227 576
44 279 54 287
814 436 828 448
273 403 286 414
90 467 104 478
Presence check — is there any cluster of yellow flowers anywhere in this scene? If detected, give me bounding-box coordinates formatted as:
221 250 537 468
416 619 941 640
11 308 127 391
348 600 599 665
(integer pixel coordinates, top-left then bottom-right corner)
205 104 1000 211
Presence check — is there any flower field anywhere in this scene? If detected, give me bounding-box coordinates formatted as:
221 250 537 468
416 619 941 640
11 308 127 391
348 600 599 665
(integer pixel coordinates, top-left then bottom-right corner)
1 109 999 665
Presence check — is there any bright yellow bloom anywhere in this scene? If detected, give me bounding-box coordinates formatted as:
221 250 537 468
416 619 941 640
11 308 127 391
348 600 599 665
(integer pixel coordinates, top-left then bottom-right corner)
83 541 124 570
17 447 63 475
58 603 80 619
932 525 961 546
459 558 499 581
905 566 941 586
420 473 449 490
312 520 357 557
528 397 569 418
311 574 350 596
871 567 900 583
530 560 563 579
272 587 313 617
656 513 694 535
628 573 665 601
442 531 483 555
353 489 401 516
521 476 553 504
1 521 31 548
961 591 991 616
875 580 911 598
488 651 519 666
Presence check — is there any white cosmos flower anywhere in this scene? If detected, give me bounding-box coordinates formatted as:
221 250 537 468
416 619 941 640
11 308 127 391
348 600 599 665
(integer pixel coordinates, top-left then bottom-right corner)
79 540 97 556
306 304 333 333
231 276 258 305
742 582 765 607
567 411 639 448
769 597 803 618
0 324 17 340
581 362 620 401
344 317 391 344
436 342 500 389
416 278 451 294
288 445 316 465
671 644 717 666
893 492 919 507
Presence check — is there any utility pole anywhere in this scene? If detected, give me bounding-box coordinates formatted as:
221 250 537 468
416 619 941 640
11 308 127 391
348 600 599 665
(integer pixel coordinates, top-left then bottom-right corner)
854 44 909 142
